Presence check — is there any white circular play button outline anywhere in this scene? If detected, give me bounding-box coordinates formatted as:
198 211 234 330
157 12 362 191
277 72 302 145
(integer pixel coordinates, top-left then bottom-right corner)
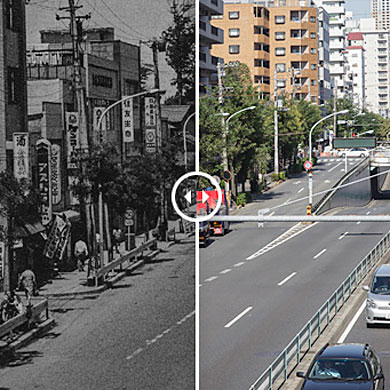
171 171 223 223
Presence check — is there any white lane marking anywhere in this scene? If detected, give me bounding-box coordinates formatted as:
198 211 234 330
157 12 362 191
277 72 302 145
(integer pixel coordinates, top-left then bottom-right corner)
277 272 297 286
341 169 345 172
366 211 371 215
357 221 361 225
298 188 304 194
326 163 332 166
325 180 330 183
313 249 327 259
225 307 253 328
205 276 218 282
220 269 232 274
269 211 275 216
127 310 195 360
338 232 349 240
234 262 245 267
294 181 301 185
246 222 318 260
283 198 291 205
338 301 366 343
328 162 342 172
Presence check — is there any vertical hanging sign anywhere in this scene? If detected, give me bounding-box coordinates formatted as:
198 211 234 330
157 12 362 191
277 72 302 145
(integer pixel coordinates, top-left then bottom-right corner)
145 97 156 153
66 112 80 169
93 107 107 144
122 98 134 143
37 139 52 226
51 143 62 205
13 133 29 180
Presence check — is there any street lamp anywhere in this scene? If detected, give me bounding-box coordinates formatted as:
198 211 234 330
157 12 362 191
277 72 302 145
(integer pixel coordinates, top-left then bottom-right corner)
223 106 256 204
183 112 195 171
308 109 349 207
95 88 161 267
356 130 374 137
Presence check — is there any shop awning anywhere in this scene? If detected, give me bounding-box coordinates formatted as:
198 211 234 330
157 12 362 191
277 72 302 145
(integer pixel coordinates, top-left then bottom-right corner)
57 210 80 223
14 221 46 238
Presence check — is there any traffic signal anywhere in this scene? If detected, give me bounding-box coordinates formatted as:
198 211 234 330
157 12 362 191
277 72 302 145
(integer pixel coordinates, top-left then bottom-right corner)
352 133 356 137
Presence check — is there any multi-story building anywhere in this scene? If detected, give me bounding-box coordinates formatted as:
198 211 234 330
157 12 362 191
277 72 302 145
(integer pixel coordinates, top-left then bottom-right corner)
0 0 28 173
372 0 390 30
314 0 347 97
344 32 365 110
357 18 390 118
211 0 319 103
200 0 224 93
318 6 332 104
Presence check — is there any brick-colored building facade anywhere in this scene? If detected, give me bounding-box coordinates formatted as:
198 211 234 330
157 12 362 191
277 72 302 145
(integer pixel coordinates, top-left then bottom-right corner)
211 0 319 103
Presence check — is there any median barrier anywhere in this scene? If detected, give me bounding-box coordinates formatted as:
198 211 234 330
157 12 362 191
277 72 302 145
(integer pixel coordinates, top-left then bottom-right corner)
248 229 390 390
94 238 157 285
0 299 50 341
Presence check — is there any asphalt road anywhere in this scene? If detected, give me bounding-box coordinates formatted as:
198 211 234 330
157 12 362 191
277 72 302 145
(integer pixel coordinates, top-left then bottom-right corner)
0 239 195 390
200 157 390 390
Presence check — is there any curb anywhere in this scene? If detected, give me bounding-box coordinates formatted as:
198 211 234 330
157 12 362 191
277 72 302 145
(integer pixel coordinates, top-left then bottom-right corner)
40 285 106 298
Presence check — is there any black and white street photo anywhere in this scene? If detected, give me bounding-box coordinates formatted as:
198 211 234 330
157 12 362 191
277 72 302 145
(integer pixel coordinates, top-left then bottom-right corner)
0 1 195 389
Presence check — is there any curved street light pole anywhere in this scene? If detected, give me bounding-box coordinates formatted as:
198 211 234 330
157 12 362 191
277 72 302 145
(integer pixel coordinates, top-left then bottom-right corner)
183 111 195 171
224 106 256 204
308 109 349 208
95 88 160 267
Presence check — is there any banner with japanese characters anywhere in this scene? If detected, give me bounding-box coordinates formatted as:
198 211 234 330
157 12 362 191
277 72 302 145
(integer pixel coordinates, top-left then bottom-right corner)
93 107 107 144
37 139 52 226
13 133 29 180
51 143 62 205
145 97 156 127
65 112 80 169
122 98 134 143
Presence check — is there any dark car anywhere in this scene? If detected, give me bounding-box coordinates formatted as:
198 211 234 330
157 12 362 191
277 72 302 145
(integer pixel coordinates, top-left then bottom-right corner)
297 343 384 389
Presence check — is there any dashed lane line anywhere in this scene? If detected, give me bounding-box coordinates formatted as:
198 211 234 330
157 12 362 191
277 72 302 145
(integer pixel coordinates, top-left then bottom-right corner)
313 248 327 259
225 307 253 328
277 272 297 286
220 269 232 274
234 262 245 267
328 162 342 173
298 188 304 194
338 232 349 240
126 310 195 360
205 276 218 282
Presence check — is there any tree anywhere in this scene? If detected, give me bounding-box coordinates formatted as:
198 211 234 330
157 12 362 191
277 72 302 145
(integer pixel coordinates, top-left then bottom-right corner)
161 0 195 104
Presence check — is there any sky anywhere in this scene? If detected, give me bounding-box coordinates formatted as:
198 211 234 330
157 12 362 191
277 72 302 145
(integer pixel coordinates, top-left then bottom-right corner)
346 0 371 19
25 0 179 98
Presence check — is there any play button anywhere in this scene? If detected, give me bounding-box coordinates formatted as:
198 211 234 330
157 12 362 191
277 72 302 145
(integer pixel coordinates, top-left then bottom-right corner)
184 191 192 204
201 191 209 204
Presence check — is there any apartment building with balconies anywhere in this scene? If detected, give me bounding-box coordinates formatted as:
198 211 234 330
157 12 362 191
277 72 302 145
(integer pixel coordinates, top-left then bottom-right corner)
372 0 390 31
200 0 224 93
211 0 320 102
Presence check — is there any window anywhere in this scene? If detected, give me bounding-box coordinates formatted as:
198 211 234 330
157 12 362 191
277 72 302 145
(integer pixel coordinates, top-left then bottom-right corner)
310 16 316 23
229 11 239 19
291 46 306 54
275 47 286 56
6 0 20 31
291 29 306 38
254 26 269 36
254 59 270 68
229 45 240 54
311 48 316 54
311 32 316 39
311 64 317 70
229 28 240 37
275 15 285 24
276 63 286 72
276 79 286 88
254 75 270 84
311 80 317 86
275 32 285 40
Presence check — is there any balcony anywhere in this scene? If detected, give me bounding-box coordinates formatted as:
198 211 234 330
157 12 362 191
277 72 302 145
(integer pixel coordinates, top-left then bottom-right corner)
200 50 219 73
329 27 345 38
200 17 224 44
329 51 344 62
200 0 223 16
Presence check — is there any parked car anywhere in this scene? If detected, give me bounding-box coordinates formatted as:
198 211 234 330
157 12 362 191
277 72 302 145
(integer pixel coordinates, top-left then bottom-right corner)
296 343 384 389
199 221 210 247
339 148 369 158
363 264 390 327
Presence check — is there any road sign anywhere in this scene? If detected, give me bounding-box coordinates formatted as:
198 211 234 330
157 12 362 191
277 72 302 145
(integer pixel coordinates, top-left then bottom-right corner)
125 208 135 227
223 170 232 181
303 160 312 171
337 120 346 125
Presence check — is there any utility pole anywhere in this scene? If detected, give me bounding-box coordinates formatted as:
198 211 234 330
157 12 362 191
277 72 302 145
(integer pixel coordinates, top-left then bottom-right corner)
291 67 296 101
333 79 337 139
274 69 279 175
56 3 95 261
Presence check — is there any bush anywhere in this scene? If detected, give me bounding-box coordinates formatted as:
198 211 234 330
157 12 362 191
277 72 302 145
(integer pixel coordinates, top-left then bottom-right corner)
236 192 247 207
271 173 279 182
279 171 286 181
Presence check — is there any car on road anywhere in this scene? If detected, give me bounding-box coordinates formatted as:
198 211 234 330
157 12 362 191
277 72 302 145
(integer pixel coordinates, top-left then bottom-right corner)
199 221 210 246
363 264 390 327
339 148 370 158
296 343 384 389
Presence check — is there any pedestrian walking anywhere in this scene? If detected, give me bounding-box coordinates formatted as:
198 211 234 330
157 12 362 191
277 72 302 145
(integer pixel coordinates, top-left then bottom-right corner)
0 290 23 323
74 239 88 272
18 268 36 305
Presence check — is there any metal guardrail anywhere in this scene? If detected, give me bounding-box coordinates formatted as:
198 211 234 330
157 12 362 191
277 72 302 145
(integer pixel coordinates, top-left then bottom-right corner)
94 238 157 281
0 299 49 340
249 229 390 390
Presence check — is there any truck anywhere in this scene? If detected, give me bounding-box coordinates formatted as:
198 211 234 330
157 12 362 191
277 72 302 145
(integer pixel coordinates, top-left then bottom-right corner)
197 189 229 236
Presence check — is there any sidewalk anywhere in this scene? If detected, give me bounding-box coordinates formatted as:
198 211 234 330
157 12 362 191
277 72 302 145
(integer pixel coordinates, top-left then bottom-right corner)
37 220 191 298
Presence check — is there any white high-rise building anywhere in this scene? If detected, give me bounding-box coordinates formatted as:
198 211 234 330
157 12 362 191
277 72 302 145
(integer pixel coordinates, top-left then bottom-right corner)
314 0 346 97
372 0 390 30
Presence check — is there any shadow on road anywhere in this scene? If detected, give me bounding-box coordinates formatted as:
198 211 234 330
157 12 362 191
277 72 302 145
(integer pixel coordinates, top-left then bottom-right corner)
0 349 43 368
